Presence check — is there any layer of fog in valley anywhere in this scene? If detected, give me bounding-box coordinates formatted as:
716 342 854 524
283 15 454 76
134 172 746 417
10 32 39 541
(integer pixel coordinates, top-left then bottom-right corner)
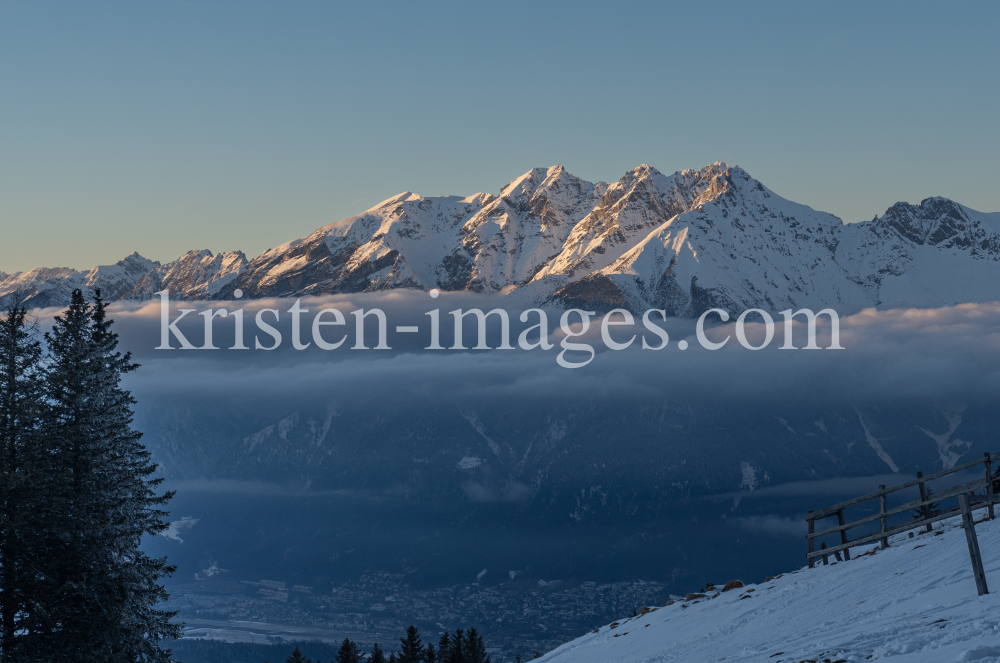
52 291 1000 656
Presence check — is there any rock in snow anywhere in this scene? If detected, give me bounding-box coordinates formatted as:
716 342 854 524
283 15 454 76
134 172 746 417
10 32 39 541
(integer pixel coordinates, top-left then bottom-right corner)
537 515 1000 663
4 163 1000 315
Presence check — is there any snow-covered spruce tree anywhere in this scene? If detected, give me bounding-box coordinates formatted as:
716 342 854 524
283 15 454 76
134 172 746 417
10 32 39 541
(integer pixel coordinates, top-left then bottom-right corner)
33 289 179 661
0 297 45 660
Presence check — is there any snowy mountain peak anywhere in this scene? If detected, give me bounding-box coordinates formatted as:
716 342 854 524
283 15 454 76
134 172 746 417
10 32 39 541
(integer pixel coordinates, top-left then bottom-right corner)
81 251 160 297
875 196 997 250
498 166 563 199
540 161 856 315
127 249 248 300
0 253 159 309
5 164 1000 315
365 191 425 211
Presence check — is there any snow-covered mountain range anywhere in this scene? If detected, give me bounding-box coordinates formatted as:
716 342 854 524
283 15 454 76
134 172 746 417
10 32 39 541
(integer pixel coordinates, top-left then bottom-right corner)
0 249 248 310
0 252 160 310
5 163 1000 315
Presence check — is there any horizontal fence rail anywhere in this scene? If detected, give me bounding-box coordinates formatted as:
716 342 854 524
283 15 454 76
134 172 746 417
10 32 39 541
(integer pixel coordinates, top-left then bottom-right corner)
809 478 985 540
808 453 998 521
806 451 998 567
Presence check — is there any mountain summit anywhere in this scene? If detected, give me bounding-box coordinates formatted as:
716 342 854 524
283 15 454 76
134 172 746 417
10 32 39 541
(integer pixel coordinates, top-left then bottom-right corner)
4 163 1000 315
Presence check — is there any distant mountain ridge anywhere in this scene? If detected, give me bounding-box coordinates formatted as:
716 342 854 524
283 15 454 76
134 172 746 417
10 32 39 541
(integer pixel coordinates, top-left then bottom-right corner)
0 252 160 310
4 163 1000 315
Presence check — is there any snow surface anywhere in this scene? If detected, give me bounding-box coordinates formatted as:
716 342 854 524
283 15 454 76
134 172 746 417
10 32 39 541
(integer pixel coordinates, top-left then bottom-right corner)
539 514 1000 663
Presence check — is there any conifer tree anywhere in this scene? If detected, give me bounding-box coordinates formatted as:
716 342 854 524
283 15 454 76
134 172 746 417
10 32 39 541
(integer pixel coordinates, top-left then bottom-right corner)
0 297 44 659
334 637 360 663
422 642 436 663
286 646 311 663
31 290 179 661
388 654 398 663
437 632 451 662
464 628 489 663
399 625 423 663
369 642 387 663
446 629 464 663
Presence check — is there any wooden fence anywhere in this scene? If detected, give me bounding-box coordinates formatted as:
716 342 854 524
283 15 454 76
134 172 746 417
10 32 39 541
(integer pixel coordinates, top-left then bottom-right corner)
805 451 999 594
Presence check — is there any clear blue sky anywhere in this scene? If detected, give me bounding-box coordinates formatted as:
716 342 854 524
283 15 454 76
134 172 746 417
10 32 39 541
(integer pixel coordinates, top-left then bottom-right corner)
1 1 998 273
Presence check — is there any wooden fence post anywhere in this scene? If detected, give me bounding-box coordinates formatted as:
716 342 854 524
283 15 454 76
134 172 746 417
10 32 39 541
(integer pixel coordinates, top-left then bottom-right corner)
820 541 828 566
986 452 995 521
917 471 933 532
879 485 889 548
958 493 989 596
808 512 815 568
837 509 851 560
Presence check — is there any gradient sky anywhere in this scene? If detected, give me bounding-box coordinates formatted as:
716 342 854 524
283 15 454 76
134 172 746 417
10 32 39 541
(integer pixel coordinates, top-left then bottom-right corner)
1 0 998 274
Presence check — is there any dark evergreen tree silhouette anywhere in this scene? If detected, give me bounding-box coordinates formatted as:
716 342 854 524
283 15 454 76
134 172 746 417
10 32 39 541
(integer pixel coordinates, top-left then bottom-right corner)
437 632 452 662
464 628 489 663
912 483 942 532
924 486 941 517
369 642 387 663
286 645 311 663
445 629 465 663
399 625 423 663
0 297 44 658
335 637 361 663
27 289 179 660
423 642 437 663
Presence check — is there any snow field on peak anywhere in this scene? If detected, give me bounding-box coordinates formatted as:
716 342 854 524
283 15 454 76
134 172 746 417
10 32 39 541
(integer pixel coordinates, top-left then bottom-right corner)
539 515 1000 663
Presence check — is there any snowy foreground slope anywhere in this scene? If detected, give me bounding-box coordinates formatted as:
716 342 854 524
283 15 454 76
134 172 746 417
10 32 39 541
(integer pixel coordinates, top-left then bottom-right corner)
540 515 1000 663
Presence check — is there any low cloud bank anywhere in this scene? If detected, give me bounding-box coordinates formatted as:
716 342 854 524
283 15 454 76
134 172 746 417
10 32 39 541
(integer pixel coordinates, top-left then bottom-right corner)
24 295 1000 461
65 294 1000 410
